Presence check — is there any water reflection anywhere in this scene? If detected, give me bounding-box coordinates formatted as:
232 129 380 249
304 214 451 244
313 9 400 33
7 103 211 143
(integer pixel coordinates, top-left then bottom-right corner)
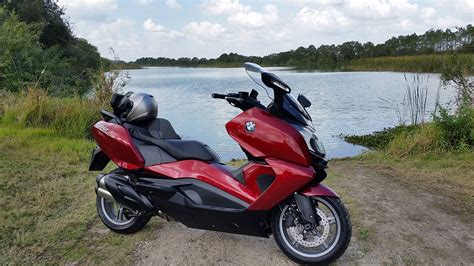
124 67 455 161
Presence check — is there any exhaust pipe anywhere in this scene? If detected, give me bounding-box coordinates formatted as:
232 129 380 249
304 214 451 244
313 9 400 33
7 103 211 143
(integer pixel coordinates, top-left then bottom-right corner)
95 173 154 211
97 175 115 202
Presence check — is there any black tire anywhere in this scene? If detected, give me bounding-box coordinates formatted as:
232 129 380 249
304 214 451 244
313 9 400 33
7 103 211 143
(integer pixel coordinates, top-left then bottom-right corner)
96 196 152 234
272 196 352 265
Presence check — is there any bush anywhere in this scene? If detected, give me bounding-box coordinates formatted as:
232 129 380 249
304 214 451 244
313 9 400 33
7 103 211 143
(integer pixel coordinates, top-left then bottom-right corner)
0 5 100 96
434 105 474 150
343 125 418 150
384 124 442 157
344 107 474 157
1 88 105 138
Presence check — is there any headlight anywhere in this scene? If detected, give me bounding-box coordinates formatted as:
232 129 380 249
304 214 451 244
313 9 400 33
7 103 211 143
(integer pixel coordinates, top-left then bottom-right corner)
294 125 326 157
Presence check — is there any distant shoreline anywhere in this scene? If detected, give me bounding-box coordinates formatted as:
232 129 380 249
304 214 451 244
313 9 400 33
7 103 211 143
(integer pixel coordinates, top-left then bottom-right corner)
118 53 474 74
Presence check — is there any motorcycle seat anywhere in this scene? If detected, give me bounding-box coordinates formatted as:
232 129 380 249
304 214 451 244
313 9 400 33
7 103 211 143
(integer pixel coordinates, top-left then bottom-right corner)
147 118 181 140
124 119 221 163
156 139 221 162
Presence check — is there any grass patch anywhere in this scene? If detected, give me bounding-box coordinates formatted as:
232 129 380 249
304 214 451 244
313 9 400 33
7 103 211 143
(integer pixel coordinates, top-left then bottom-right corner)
343 125 418 150
1 89 104 138
345 106 473 157
0 127 158 264
358 228 370 241
347 54 474 74
351 151 474 216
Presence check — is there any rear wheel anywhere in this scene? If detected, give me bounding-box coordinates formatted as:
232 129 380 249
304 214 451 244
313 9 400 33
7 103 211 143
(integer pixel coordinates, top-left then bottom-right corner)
96 196 151 234
272 196 351 265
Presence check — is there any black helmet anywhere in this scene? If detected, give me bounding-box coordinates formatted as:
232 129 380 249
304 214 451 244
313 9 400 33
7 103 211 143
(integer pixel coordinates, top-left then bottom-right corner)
111 92 158 122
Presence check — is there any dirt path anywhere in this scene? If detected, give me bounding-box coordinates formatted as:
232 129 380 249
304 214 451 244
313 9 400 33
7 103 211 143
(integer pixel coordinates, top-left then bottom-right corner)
134 161 474 265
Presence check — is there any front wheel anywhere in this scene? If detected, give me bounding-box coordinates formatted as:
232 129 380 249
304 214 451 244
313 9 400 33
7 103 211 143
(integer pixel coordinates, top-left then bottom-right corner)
272 196 351 265
96 196 152 234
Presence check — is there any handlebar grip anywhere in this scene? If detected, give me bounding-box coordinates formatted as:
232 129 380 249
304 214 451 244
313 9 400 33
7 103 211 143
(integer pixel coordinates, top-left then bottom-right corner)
212 93 226 99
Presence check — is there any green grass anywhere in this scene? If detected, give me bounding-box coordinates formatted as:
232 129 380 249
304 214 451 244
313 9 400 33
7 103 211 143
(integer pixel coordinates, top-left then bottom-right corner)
0 127 159 264
358 228 370 241
347 54 474 74
343 125 419 150
345 107 473 157
1 89 104 139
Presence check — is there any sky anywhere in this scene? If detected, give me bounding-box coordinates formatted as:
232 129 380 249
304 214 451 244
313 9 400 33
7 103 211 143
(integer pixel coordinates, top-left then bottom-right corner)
57 0 474 61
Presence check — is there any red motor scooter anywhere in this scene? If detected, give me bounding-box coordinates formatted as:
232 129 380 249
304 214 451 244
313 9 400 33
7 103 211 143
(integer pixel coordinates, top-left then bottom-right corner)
90 63 351 264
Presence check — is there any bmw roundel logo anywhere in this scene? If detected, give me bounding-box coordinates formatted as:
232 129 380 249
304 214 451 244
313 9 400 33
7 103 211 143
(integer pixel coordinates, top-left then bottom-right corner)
245 121 256 132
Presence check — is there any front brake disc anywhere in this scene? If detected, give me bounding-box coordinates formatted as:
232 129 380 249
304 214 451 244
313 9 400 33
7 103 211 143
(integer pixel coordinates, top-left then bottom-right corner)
288 208 330 247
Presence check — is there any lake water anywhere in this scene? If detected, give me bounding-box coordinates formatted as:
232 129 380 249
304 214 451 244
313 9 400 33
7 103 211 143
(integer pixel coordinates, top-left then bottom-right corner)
124 67 455 161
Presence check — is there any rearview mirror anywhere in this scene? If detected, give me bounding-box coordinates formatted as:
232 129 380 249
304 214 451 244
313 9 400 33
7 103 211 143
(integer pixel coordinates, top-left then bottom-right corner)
297 94 311 108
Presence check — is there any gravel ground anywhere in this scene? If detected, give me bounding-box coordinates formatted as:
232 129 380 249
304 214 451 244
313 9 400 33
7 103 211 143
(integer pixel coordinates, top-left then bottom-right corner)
134 161 474 265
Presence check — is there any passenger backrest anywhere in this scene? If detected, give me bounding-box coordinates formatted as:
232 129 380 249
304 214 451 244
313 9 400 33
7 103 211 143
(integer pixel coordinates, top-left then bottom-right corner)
148 118 181 140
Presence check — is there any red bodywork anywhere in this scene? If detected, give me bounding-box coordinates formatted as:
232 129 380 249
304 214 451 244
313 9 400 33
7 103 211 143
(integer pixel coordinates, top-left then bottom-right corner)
92 121 144 170
225 108 311 166
92 107 338 211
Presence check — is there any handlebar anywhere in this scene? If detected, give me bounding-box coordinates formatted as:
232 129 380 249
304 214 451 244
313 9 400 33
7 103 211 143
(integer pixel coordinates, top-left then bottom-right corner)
211 90 265 111
212 92 244 98
211 93 226 99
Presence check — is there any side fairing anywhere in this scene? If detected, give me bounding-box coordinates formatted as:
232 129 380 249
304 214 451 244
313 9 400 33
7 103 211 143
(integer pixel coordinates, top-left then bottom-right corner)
145 159 315 211
248 158 315 210
225 108 311 166
91 121 144 170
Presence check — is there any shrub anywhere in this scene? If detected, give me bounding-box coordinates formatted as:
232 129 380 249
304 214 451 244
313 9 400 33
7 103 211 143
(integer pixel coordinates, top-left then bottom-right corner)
0 4 100 97
433 105 474 150
345 106 474 157
384 124 442 157
343 125 418 150
1 88 105 138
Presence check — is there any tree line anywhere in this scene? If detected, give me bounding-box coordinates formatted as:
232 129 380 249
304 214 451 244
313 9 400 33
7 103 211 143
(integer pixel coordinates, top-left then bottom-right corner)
135 25 474 70
0 0 102 96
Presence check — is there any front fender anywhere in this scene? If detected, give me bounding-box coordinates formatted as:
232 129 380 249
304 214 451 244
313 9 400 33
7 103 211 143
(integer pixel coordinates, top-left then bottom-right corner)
300 182 339 198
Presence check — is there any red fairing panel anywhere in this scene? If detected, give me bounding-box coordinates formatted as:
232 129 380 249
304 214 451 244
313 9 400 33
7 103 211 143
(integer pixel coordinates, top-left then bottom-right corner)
225 108 311 166
91 121 144 170
145 160 259 203
146 160 284 206
242 162 275 194
300 183 339 198
248 158 315 210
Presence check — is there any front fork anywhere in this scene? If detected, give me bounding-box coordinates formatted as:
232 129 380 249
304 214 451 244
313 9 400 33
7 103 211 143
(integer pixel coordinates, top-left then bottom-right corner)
294 193 321 226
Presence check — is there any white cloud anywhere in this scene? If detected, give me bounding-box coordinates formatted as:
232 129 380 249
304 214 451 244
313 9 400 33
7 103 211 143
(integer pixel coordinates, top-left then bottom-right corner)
464 0 474 9
137 0 153 5
344 0 418 21
436 0 474 17
143 18 184 39
228 5 279 28
295 7 349 32
74 18 141 59
166 0 182 9
202 0 247 15
185 21 227 40
281 0 344 5
420 7 436 20
143 18 166 32
58 0 117 21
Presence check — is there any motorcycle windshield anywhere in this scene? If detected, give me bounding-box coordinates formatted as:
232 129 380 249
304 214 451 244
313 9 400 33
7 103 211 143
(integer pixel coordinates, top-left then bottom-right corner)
244 62 312 127
243 62 267 74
